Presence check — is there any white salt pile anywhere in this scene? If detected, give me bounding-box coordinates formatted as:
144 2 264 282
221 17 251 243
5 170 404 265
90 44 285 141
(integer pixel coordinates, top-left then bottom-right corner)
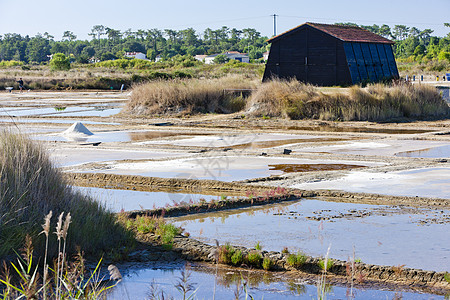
62 122 94 136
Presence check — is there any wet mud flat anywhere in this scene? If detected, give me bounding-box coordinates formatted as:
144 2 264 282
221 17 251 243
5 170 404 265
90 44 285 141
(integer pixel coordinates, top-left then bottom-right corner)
65 155 382 182
292 167 450 199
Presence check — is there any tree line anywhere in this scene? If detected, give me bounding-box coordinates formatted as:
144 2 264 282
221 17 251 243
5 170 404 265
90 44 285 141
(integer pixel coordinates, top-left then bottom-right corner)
0 23 449 64
0 26 268 64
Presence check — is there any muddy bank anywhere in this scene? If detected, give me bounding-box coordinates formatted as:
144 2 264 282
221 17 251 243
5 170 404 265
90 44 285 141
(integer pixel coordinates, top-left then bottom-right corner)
131 232 449 294
66 172 450 209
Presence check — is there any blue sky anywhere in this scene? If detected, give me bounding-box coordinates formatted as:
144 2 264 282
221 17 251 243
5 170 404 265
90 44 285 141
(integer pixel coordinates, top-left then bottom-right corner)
0 0 448 40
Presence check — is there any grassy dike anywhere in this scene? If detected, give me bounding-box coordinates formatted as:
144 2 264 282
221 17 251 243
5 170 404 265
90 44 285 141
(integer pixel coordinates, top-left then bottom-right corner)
0 129 133 260
128 77 449 121
247 80 450 121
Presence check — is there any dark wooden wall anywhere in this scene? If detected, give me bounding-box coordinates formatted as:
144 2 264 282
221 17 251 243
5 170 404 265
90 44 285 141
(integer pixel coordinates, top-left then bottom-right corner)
263 25 352 86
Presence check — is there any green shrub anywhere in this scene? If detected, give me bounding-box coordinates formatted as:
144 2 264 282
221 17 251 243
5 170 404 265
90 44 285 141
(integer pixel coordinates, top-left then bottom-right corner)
155 222 181 249
231 250 243 266
0 60 23 68
286 252 307 268
135 216 156 233
246 251 262 268
318 259 334 271
50 53 70 71
438 51 450 62
262 258 274 270
255 241 262 251
218 243 235 264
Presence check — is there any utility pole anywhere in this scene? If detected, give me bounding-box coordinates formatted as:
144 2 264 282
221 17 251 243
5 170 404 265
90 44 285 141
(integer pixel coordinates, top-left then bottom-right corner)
271 14 278 36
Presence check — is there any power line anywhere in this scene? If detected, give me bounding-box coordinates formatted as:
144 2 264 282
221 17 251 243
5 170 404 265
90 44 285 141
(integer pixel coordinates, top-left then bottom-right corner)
169 15 269 29
279 15 446 27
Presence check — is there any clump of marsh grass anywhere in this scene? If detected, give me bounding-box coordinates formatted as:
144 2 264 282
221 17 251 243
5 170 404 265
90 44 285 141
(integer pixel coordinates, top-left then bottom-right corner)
286 252 307 268
120 215 181 249
125 75 257 116
248 79 449 121
0 129 132 259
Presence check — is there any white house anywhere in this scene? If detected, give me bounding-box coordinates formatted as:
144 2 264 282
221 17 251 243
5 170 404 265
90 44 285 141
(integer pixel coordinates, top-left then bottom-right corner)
194 55 208 62
204 51 249 64
263 51 269 61
204 54 218 64
155 55 163 62
124 52 147 60
225 51 249 63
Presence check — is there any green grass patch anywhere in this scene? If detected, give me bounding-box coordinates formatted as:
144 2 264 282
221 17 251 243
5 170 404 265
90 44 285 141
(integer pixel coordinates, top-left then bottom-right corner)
286 252 307 268
262 258 274 271
246 252 262 268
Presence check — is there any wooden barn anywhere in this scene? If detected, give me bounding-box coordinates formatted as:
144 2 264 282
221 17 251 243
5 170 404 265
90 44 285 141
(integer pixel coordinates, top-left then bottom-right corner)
263 22 399 86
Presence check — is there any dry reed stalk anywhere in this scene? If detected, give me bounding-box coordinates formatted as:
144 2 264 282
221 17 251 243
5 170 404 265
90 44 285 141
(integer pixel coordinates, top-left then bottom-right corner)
55 212 64 300
41 210 52 300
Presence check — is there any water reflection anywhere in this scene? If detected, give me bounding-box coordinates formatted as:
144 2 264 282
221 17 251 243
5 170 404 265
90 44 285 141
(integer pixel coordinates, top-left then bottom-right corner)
107 261 445 300
395 145 450 158
74 186 229 212
268 163 365 173
284 126 432 134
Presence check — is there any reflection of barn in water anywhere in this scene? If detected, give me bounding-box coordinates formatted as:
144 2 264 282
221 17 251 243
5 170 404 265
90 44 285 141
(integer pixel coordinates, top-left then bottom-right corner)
263 22 399 86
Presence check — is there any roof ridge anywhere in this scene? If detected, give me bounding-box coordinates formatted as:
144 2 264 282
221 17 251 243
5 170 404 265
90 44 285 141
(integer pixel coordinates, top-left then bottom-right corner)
267 22 394 44
306 22 363 29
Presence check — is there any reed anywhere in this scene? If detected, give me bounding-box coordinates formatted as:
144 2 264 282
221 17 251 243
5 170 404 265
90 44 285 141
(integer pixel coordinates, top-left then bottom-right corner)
125 75 257 115
247 79 449 121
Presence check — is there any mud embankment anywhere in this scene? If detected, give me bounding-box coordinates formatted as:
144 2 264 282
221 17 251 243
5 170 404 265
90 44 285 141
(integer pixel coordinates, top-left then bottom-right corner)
130 232 450 295
66 172 450 209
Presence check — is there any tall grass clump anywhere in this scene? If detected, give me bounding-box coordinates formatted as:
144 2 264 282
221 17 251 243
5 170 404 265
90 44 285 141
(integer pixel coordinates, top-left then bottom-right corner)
0 129 132 259
248 79 449 121
125 75 257 115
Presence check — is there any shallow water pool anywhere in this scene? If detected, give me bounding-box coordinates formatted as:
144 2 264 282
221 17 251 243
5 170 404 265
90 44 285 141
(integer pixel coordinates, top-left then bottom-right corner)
74 186 225 212
172 199 450 271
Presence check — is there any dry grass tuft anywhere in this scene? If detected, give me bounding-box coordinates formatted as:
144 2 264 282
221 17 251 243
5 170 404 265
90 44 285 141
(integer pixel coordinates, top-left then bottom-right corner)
247 79 449 121
0 129 132 259
125 75 258 115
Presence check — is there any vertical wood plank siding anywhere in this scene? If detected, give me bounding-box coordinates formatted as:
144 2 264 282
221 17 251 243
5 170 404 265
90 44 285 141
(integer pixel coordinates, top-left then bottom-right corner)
263 24 398 86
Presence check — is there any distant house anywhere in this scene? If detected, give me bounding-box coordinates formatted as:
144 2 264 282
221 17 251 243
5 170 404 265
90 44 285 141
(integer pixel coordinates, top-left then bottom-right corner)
224 51 249 63
204 54 218 64
88 56 100 63
155 55 163 62
194 55 208 62
124 52 147 60
204 51 250 64
263 22 399 86
263 51 269 61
